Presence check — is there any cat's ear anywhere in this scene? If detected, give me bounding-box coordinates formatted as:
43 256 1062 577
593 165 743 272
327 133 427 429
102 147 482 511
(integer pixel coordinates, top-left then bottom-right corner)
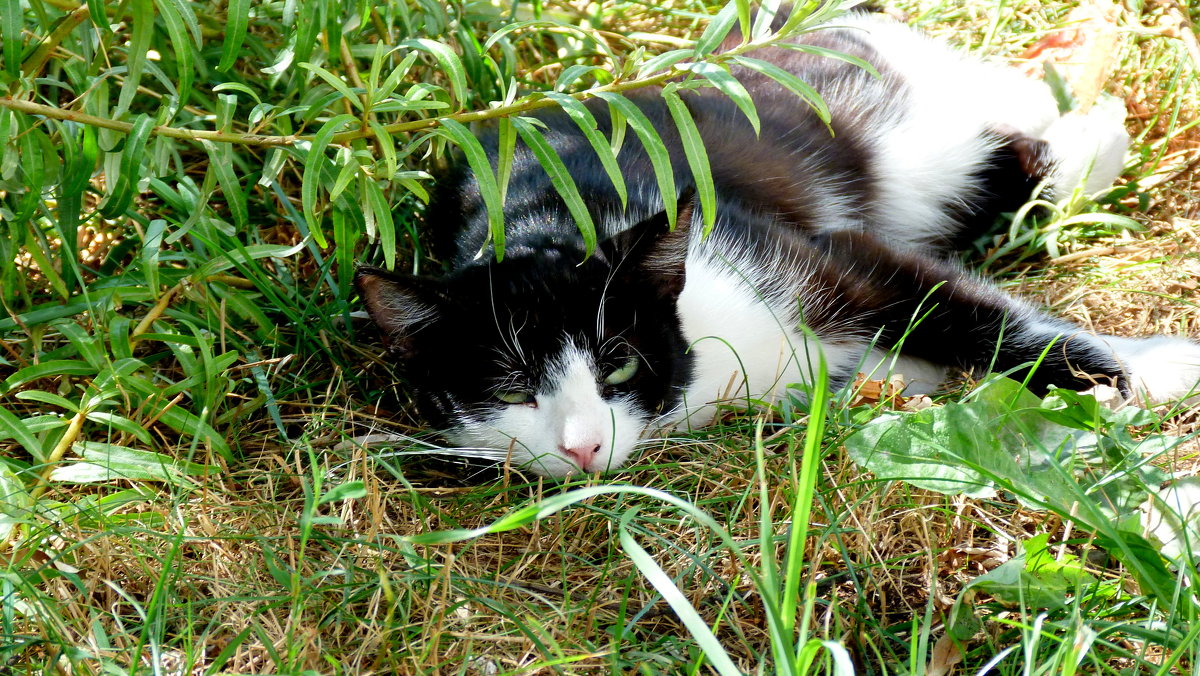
605 187 696 299
355 266 444 359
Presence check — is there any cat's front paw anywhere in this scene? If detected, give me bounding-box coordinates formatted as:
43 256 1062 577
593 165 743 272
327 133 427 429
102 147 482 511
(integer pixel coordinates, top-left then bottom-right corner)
1108 335 1200 405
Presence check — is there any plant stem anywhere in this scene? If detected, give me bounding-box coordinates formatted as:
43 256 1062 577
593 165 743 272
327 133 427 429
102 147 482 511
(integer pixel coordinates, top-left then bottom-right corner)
0 70 678 148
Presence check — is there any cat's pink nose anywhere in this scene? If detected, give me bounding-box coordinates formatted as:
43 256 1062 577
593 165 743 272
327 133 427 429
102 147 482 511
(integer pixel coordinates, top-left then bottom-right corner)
561 444 601 470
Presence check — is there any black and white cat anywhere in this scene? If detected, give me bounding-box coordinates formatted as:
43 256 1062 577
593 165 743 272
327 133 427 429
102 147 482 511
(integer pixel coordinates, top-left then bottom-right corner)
357 13 1200 478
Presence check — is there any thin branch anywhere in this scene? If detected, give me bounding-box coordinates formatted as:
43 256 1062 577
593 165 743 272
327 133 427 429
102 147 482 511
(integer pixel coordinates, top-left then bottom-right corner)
0 70 679 148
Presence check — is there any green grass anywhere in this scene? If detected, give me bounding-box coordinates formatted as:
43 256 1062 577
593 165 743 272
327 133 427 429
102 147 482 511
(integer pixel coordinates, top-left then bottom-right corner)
2 0 1200 673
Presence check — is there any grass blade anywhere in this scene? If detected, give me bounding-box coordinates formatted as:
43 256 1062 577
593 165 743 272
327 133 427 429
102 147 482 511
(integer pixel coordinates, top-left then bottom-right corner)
619 513 742 676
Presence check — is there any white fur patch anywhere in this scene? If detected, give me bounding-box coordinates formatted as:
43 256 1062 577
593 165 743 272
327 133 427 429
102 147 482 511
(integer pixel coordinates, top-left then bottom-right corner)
669 230 865 428
830 14 1062 248
1101 335 1200 404
1142 477 1200 563
447 342 647 477
1041 96 1129 198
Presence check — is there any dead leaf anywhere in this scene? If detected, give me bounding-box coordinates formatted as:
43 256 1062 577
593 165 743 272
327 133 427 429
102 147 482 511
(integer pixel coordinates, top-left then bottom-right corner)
928 634 965 676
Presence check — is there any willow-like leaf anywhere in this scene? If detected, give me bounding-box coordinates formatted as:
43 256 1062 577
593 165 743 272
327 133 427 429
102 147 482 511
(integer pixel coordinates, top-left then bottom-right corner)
545 92 627 209
512 116 597 255
694 0 740 56
116 0 155 115
301 114 359 247
99 114 153 218
218 0 250 72
594 92 677 227
438 118 505 259
662 86 715 233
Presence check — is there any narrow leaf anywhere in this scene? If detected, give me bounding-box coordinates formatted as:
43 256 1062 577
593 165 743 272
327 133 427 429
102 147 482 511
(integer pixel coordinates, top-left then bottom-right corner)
1 0 21 77
116 0 154 115
684 62 760 135
594 92 677 227
218 0 250 72
0 406 46 463
663 87 715 233
513 117 597 255
99 114 154 218
404 38 468 108
438 119 505 259
301 114 359 247
299 63 363 111
695 0 740 56
619 523 742 676
732 55 830 123
545 92 627 208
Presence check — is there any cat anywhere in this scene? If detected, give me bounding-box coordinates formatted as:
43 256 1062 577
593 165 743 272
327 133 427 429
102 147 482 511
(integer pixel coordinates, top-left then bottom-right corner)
356 12 1200 478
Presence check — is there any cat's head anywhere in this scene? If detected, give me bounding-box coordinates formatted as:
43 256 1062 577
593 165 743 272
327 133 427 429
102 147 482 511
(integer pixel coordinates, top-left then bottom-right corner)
356 206 694 478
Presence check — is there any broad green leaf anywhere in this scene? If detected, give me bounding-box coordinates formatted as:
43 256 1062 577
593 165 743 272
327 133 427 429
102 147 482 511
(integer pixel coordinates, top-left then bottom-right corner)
512 116 597 255
663 87 714 233
966 534 1100 610
218 0 250 72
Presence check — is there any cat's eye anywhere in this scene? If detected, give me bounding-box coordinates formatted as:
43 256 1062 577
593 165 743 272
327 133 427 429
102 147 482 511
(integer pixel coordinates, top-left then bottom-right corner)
603 356 639 386
495 390 535 405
